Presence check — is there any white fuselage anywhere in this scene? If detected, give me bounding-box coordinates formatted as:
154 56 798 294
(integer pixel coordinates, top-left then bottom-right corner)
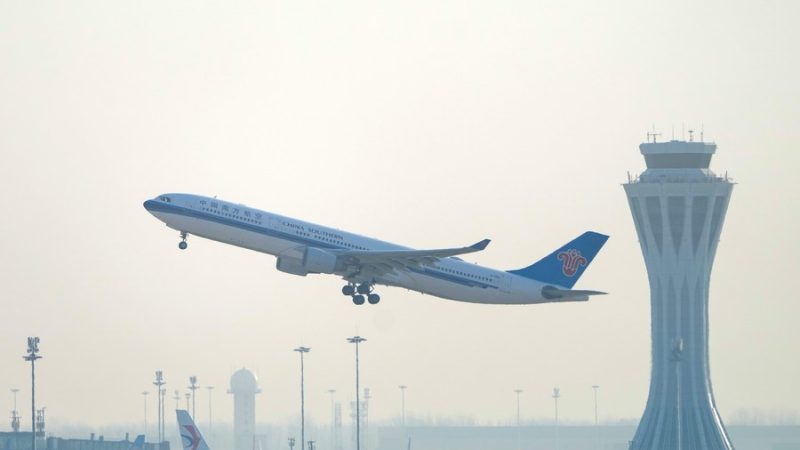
144 193 557 304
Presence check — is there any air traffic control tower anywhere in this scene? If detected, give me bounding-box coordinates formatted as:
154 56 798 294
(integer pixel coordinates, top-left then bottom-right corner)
230 368 260 450
624 133 734 449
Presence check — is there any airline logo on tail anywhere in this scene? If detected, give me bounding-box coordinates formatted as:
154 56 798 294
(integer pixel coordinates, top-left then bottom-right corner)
176 410 210 450
181 424 201 450
557 249 587 276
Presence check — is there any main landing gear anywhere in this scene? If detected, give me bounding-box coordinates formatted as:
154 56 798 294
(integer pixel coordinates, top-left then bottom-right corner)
178 232 188 250
342 283 380 305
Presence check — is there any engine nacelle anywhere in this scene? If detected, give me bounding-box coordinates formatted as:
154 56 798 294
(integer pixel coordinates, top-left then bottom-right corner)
276 247 338 277
302 247 338 274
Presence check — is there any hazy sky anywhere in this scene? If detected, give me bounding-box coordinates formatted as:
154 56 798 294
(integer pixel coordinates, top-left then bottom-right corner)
1 0 798 432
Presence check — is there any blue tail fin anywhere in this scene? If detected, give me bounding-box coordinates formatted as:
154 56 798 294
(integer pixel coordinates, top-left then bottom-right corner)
507 231 609 288
129 435 145 450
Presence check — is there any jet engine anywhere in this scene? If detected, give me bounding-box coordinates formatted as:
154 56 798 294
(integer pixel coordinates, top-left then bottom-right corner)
276 247 338 276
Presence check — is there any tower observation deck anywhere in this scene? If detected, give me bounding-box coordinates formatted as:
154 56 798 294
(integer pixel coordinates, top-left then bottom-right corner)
624 136 735 449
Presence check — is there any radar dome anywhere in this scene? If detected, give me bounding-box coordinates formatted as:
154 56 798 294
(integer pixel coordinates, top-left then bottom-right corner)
230 367 259 392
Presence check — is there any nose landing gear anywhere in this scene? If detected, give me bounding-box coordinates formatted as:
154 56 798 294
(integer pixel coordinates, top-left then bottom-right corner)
178 232 188 250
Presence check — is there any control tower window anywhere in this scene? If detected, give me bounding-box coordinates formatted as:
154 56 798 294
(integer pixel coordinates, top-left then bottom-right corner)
645 197 663 254
691 196 709 255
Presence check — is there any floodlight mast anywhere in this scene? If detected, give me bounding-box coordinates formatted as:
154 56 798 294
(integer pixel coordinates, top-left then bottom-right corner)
153 371 165 443
327 389 336 447
293 347 311 450
161 388 167 441
552 387 561 450
399 386 407 427
207 386 214 433
23 337 42 450
141 391 149 437
11 388 21 432
189 376 199 419
592 385 600 450
347 336 367 450
514 389 523 450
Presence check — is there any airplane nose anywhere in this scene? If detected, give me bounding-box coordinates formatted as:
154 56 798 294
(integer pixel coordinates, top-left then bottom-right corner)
143 199 157 211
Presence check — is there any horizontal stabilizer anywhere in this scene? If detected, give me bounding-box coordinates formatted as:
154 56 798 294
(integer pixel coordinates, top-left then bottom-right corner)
542 286 607 301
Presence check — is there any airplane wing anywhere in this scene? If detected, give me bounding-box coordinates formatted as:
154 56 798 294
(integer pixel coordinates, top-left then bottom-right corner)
339 239 490 278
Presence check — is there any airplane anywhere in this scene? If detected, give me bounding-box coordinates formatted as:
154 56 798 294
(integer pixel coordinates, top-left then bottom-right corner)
144 193 609 305
176 410 210 450
128 435 145 450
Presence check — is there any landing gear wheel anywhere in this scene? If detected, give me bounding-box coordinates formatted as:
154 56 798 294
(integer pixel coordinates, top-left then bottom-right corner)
367 293 380 304
357 284 371 295
178 231 188 250
342 285 355 296
352 295 366 305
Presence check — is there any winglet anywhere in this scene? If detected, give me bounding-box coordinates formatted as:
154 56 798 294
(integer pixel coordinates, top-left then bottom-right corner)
470 239 491 251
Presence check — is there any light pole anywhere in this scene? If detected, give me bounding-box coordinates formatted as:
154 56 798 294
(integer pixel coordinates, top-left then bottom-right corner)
294 347 311 450
288 437 295 450
207 386 214 433
552 387 561 450
189 376 199 419
514 389 523 450
398 386 407 426
162 388 167 441
11 388 20 432
327 389 336 447
23 337 42 450
185 392 191 411
153 371 165 443
347 336 366 450
142 391 149 436
174 390 181 412
592 385 600 450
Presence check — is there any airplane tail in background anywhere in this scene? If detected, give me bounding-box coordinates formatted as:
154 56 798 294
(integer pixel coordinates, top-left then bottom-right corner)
177 410 211 450
129 435 145 450
507 231 609 288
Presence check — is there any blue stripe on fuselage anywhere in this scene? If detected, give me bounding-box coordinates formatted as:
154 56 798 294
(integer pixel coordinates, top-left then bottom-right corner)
145 200 341 250
409 267 497 289
145 200 497 289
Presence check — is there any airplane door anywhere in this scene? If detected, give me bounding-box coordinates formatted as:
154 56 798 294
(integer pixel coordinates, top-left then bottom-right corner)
501 273 512 294
269 217 282 233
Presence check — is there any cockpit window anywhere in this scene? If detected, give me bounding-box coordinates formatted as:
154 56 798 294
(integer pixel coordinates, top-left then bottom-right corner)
159 196 172 203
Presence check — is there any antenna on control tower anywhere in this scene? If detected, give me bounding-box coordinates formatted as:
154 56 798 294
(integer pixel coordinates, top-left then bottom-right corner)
647 125 662 143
